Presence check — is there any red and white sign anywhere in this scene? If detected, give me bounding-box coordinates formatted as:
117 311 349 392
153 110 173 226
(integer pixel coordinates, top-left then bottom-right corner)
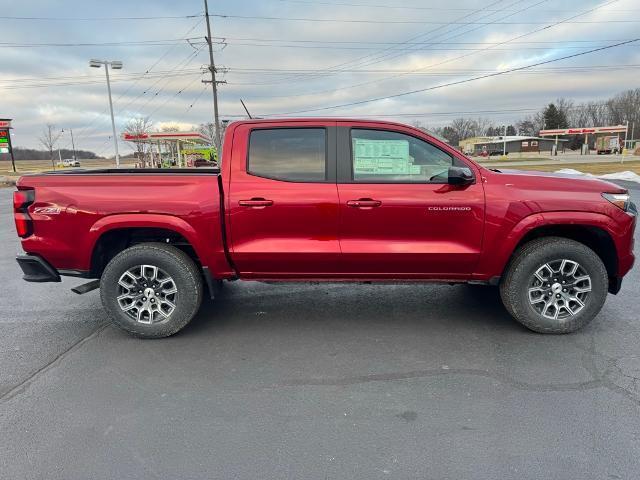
539 125 627 136
122 131 211 143
0 119 12 129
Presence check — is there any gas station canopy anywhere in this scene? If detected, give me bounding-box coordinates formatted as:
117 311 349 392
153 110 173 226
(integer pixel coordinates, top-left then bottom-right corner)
121 131 215 168
122 131 211 143
539 125 627 136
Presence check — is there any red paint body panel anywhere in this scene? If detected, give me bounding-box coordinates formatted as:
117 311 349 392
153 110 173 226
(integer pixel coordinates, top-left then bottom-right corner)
226 121 341 277
335 121 485 278
15 118 636 285
17 175 231 276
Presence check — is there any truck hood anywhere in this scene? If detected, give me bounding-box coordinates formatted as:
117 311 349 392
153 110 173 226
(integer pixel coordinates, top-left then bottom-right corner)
489 168 628 194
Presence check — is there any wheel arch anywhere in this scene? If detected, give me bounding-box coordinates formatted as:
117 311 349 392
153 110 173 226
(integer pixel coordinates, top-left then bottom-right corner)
505 217 619 292
88 214 205 277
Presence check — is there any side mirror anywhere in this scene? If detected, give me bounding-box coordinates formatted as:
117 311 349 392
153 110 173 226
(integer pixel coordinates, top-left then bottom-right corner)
448 166 474 186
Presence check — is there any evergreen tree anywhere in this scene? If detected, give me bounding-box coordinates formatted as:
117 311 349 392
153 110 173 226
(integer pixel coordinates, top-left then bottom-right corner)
543 103 568 129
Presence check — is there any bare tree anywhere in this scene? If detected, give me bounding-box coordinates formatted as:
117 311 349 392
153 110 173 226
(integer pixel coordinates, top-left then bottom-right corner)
517 112 545 136
607 88 640 128
198 122 216 144
38 124 62 169
555 97 574 126
447 117 478 144
124 116 154 166
473 117 494 137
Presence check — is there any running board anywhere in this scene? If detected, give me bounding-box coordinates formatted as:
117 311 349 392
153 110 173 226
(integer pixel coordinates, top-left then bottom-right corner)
71 280 100 295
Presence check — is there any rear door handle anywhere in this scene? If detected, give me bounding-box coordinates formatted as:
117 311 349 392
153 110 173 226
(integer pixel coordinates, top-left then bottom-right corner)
346 198 382 208
238 198 274 208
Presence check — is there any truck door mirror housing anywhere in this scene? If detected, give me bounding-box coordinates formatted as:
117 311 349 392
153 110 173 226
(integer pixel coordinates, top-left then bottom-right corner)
448 166 474 186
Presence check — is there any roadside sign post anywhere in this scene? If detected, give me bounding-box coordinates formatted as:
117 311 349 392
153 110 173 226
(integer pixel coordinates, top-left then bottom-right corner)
0 118 16 173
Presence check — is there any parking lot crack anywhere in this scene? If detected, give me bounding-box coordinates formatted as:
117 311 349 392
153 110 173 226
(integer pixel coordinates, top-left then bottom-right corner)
279 368 604 392
0 323 109 403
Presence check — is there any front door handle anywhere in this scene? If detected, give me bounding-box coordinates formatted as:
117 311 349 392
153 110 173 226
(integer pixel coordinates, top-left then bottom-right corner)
238 198 274 208
346 198 382 208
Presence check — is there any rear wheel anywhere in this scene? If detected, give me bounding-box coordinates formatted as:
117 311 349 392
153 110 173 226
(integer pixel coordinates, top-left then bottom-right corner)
500 237 608 333
100 243 203 338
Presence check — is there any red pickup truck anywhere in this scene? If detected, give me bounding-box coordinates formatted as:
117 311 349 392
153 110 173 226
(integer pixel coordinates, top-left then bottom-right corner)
13 119 636 338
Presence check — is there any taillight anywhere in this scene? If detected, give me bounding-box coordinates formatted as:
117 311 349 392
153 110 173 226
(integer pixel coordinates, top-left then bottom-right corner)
13 189 35 238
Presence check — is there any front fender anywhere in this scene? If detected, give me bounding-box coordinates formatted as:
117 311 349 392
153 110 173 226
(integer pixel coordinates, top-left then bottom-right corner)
473 211 620 280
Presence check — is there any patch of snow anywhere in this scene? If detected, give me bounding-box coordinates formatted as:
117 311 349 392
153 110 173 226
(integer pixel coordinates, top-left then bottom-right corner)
555 168 591 176
598 171 640 183
554 169 640 184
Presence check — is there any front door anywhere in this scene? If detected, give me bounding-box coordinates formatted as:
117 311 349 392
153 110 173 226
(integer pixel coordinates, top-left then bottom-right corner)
227 122 340 278
336 123 485 278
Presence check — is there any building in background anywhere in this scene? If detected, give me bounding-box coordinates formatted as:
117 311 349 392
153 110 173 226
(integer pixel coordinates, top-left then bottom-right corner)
461 135 568 156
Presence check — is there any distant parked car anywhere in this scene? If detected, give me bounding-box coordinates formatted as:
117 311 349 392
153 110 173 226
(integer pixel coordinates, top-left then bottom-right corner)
193 159 217 168
57 159 81 168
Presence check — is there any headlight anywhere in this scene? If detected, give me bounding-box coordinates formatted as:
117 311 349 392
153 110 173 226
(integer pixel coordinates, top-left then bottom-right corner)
602 192 632 212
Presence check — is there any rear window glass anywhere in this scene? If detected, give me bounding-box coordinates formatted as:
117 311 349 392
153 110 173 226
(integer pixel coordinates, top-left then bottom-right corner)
248 128 326 182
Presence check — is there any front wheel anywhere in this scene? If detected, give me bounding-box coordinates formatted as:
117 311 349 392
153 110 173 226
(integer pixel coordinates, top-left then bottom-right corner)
500 237 608 333
100 243 203 338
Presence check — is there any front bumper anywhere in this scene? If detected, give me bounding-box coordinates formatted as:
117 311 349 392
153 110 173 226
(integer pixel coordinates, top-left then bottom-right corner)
16 254 61 282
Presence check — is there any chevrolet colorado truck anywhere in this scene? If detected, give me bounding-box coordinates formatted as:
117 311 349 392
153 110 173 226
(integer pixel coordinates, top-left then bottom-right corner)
13 119 636 338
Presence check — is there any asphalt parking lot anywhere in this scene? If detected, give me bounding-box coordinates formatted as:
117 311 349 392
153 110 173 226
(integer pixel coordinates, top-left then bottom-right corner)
1 184 639 479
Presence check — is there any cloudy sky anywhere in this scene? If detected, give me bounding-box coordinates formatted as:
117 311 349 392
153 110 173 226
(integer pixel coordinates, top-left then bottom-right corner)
1 0 639 155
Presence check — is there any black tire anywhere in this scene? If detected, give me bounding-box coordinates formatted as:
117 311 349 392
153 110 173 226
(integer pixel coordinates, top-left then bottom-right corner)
100 243 203 338
500 237 608 334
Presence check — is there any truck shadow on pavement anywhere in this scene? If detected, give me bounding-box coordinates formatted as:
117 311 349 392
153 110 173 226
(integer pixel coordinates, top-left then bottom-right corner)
182 281 525 338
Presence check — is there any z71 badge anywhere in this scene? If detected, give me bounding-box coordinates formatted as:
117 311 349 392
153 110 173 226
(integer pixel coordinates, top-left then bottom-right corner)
33 207 61 215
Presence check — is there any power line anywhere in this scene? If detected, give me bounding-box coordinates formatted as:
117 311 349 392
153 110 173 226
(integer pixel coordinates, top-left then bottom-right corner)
216 40 638 51
0 38 200 48
0 68 203 84
263 38 640 116
233 0 543 88
277 0 640 13
212 100 615 119
61 18 205 150
213 36 630 46
243 0 619 98
239 0 508 85
322 0 544 73
0 14 203 21
224 64 640 89
0 72 203 90
184 85 209 113
212 13 640 24
147 75 204 119
223 64 640 75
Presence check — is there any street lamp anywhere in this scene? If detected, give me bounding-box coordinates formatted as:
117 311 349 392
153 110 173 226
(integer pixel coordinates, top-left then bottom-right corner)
90 59 123 167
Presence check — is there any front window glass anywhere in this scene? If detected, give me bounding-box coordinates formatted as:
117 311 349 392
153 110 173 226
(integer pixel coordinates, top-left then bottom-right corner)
351 129 455 183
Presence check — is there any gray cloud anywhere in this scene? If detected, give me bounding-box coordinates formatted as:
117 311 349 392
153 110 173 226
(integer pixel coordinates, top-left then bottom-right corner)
1 0 639 155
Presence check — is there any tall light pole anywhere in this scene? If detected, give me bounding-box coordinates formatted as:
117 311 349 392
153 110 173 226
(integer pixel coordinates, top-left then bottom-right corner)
90 59 122 167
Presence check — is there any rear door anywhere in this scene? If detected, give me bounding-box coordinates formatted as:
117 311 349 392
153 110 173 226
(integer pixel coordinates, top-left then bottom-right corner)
336 122 485 278
227 121 340 277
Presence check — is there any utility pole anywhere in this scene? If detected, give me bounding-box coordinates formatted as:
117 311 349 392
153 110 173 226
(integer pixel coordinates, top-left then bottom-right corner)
503 125 507 156
204 0 222 154
70 128 76 161
62 128 77 161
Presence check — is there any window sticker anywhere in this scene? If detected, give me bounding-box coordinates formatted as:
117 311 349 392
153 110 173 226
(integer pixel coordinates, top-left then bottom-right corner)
353 138 419 175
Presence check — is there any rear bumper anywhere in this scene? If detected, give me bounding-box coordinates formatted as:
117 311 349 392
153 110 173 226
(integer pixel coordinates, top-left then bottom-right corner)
16 254 61 282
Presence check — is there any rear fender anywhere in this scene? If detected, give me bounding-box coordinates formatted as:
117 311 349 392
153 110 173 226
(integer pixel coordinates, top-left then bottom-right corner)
87 213 207 268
